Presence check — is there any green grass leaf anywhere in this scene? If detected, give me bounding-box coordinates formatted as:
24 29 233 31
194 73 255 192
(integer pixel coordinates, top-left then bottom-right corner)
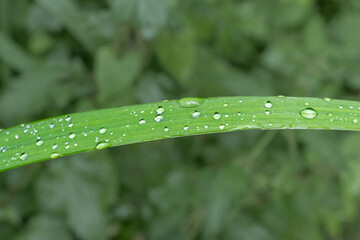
1 96 360 172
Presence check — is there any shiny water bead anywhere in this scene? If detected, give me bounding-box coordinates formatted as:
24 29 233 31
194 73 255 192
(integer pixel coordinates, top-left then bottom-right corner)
19 152 29 161
96 142 110 150
156 106 165 114
155 115 164 122
50 153 62 159
192 111 201 119
264 101 273 108
177 97 205 108
69 133 77 139
139 118 146 125
99 128 107 134
213 112 221 120
300 108 318 119
322 98 332 102
36 139 44 146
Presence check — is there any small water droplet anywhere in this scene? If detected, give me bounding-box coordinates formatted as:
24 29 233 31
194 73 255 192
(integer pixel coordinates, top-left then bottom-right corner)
265 110 271 116
52 144 58 150
264 101 272 108
353 119 358 124
96 142 110 150
36 139 44 146
237 112 241 116
300 108 318 119
69 133 76 139
50 153 62 159
65 116 72 122
184 126 189 131
350 105 354 110
223 103 229 107
322 97 332 102
192 111 201 119
164 127 169 132
139 118 146 125
219 124 225 130
68 122 74 127
213 112 221 120
49 123 55 129
155 115 164 122
156 106 165 114
99 128 107 134
339 105 344 109
177 97 205 108
19 152 28 161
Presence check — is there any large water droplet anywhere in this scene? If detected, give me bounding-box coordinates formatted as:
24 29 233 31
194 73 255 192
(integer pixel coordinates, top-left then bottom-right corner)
156 106 165 114
192 110 201 119
69 133 77 139
19 152 28 161
264 101 273 108
99 128 107 134
322 97 332 102
36 139 44 146
177 97 205 108
50 153 62 159
213 112 221 120
96 142 110 150
155 115 164 122
300 108 318 119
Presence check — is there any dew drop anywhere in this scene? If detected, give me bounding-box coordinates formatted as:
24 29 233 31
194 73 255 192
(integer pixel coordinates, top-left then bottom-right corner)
322 97 332 102
213 112 221 120
68 122 74 127
264 101 273 108
177 97 205 108
19 152 28 161
164 127 169 132
192 110 201 119
49 123 55 129
155 115 164 122
353 119 358 124
339 105 344 109
265 110 271 116
156 106 165 114
223 103 229 107
139 118 146 125
99 128 107 134
69 133 77 139
52 144 58 150
65 116 71 122
184 126 189 131
300 108 318 119
96 142 110 150
36 139 44 146
219 124 225 130
50 153 62 159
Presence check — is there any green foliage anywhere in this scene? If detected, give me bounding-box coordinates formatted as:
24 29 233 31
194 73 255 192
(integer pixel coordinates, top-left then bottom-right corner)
1 0 360 239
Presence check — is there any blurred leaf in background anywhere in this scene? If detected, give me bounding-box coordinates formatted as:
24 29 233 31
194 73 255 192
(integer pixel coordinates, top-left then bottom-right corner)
1 0 360 239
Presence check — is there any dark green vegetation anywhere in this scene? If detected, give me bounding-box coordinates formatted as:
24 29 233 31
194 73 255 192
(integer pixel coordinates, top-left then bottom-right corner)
1 0 360 239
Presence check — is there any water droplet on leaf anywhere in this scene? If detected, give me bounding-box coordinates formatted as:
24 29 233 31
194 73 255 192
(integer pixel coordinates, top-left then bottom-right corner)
300 108 318 119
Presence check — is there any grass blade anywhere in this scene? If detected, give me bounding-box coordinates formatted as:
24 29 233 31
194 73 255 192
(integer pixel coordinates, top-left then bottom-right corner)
1 96 359 172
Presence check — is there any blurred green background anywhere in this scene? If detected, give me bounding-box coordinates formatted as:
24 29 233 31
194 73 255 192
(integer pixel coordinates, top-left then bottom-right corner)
1 0 360 239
